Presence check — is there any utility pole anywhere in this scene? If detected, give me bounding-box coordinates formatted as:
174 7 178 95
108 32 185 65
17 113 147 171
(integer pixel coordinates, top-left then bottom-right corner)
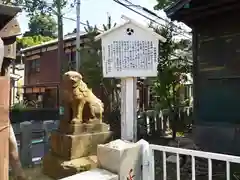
12 60 15 105
56 0 66 117
76 0 81 71
57 0 65 76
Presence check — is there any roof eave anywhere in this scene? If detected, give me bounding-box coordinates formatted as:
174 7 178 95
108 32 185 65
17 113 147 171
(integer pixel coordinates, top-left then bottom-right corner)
0 5 21 31
0 4 21 17
21 31 95 53
164 0 191 20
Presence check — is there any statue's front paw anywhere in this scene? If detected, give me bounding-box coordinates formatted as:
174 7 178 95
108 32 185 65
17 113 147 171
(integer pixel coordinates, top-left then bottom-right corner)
71 118 83 124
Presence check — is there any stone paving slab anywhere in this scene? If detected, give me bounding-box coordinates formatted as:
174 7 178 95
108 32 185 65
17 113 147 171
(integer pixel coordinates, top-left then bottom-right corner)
60 168 118 180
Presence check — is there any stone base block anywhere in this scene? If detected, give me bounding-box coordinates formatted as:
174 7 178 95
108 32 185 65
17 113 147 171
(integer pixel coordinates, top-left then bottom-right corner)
97 139 142 180
42 153 97 179
51 131 112 160
60 168 119 180
58 121 109 135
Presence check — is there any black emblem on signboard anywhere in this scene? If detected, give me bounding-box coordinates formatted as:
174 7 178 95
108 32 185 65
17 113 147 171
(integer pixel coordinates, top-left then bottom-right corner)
126 28 134 35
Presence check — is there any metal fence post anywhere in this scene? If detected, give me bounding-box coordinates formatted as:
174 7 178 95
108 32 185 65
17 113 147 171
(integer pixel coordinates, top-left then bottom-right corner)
149 146 155 180
43 120 55 154
139 140 151 180
20 121 32 167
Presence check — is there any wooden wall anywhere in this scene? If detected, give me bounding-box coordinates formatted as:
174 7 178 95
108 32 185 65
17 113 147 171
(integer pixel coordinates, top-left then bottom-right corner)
0 77 10 179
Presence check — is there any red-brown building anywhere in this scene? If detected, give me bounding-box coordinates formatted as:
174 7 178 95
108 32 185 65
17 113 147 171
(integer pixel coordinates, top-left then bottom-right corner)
20 32 151 110
20 33 93 108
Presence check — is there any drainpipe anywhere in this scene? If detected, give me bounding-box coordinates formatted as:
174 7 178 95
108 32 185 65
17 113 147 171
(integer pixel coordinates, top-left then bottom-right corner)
12 60 15 105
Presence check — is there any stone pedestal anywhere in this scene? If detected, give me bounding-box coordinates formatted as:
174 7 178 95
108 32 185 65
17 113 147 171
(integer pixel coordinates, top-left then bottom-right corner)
42 120 112 179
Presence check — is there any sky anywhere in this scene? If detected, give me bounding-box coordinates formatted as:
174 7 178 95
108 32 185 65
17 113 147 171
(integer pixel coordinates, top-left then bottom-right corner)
16 0 191 35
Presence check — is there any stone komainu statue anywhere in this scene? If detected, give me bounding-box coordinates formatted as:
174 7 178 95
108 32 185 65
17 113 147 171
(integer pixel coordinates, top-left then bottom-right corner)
62 71 104 123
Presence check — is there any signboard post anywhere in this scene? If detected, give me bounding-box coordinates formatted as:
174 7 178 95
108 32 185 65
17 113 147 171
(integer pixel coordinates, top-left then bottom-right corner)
120 77 137 141
96 16 166 142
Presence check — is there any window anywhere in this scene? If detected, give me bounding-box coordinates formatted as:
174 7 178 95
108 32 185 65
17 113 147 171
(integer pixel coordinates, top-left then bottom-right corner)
29 59 40 73
68 52 76 70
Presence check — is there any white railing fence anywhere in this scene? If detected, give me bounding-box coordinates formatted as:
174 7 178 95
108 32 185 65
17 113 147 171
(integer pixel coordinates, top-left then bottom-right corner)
144 144 240 180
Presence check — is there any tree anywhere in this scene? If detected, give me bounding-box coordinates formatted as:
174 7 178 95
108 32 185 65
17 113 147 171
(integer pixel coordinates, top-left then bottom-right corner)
151 23 192 139
102 15 117 31
153 0 175 10
17 35 54 50
84 21 98 33
2 0 75 17
24 13 57 38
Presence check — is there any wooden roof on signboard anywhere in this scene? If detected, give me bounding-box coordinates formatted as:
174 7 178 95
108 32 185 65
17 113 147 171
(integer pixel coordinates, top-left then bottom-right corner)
95 15 166 43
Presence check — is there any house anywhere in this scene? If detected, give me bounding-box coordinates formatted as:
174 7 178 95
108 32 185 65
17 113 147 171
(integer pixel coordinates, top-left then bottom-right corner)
10 63 25 105
165 0 240 154
20 32 99 108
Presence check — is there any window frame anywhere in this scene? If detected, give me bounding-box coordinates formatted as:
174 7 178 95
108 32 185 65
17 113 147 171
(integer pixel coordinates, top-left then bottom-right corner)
29 59 40 73
67 51 76 70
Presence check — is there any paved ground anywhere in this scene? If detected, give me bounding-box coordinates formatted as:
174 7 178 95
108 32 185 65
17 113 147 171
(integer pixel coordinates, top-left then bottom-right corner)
10 165 53 180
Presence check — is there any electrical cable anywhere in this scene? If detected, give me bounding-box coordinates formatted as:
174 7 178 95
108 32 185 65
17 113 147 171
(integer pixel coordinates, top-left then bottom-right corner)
62 7 75 16
113 0 191 39
121 0 192 35
62 16 104 32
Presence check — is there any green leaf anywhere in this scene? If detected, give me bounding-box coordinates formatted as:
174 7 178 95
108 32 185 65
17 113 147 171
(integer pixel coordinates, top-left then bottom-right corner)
17 35 55 50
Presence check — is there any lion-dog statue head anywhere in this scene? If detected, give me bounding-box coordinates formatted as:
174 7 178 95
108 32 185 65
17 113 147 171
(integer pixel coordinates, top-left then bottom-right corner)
62 71 104 123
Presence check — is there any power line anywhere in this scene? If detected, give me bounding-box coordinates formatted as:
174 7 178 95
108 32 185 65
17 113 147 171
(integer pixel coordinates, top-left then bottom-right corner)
62 6 75 15
120 0 192 36
121 0 192 35
113 0 191 39
62 16 104 32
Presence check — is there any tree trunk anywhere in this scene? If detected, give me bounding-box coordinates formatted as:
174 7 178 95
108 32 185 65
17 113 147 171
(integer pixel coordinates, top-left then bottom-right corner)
172 121 177 140
170 109 178 140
